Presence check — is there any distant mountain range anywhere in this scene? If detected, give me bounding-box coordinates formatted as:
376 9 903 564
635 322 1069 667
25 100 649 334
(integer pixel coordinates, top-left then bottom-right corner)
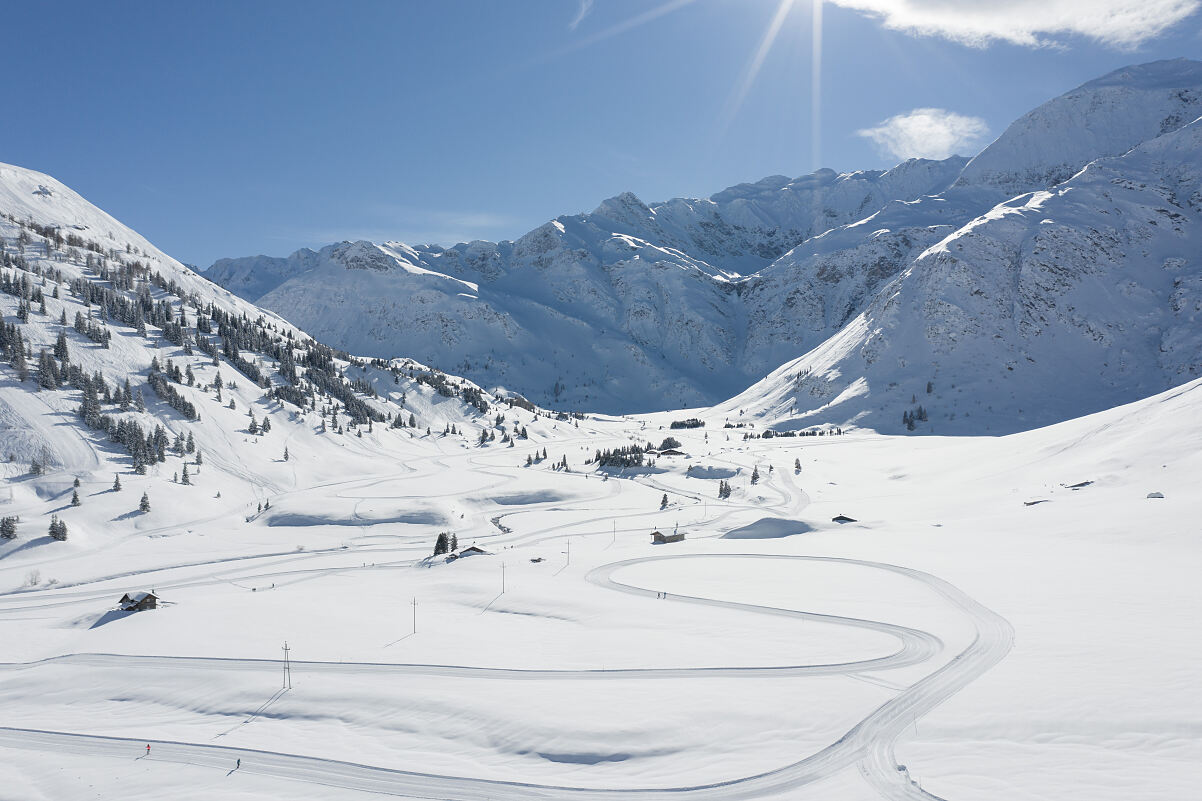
207 59 1202 431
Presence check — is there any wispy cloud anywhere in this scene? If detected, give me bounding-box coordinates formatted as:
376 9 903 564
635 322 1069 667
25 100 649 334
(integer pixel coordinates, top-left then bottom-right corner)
829 0 1201 48
568 0 594 31
857 108 989 160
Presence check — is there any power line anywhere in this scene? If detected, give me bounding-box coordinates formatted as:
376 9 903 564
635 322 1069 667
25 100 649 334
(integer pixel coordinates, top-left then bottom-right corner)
281 641 292 690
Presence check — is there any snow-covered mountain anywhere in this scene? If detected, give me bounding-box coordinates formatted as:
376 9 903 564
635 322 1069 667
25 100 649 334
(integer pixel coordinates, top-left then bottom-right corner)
0 160 549 521
728 110 1202 434
207 59 1202 423
4 112 1202 801
208 158 969 412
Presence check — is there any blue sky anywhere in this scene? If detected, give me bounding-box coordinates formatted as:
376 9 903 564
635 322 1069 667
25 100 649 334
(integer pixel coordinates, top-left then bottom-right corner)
3 0 1199 266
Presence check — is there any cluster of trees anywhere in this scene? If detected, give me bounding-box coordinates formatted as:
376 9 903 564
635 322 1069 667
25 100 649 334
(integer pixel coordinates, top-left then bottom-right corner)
0 515 17 539
525 448 550 466
903 406 929 430
433 531 459 556
669 418 704 429
72 310 111 347
590 445 645 468
47 514 67 541
748 427 844 440
148 366 198 420
717 480 733 499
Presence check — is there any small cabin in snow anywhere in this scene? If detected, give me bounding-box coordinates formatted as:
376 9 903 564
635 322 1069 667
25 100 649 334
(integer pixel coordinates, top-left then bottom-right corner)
118 592 158 612
651 530 685 544
458 545 489 557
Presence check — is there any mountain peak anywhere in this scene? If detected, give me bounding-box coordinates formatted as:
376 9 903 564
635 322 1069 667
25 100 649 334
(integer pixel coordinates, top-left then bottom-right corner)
956 58 1202 196
1081 57 1202 91
592 191 654 222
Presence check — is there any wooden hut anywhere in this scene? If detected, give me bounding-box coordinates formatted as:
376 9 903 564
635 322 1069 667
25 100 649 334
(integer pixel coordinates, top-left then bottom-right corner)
118 592 158 611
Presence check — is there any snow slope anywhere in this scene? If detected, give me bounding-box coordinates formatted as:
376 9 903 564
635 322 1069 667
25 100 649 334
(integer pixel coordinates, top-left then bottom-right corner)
728 113 1202 434
956 58 1202 195
1 161 1199 801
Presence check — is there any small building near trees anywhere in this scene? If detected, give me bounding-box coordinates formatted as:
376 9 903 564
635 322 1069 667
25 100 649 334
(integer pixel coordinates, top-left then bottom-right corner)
118 592 158 612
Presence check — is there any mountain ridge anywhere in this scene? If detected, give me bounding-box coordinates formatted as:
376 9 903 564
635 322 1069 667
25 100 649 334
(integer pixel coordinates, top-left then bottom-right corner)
205 58 1202 428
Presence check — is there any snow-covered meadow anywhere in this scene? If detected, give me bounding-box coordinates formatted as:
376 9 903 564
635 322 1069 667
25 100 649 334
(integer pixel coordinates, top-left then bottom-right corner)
3 376 1199 800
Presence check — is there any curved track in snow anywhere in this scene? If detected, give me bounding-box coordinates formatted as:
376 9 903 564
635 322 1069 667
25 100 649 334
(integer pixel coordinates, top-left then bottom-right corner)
0 553 1011 800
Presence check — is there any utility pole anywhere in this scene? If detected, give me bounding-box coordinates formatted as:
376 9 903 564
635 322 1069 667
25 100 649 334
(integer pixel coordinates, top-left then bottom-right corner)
501 562 506 594
566 537 570 566
281 641 292 690
412 597 417 634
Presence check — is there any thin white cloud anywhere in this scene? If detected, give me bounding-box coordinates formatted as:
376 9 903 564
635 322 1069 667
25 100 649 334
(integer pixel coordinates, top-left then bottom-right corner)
857 108 989 160
828 0 1201 48
568 0 594 31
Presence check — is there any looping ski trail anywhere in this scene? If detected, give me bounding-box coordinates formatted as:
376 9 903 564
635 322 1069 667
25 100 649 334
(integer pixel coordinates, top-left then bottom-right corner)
0 553 1011 800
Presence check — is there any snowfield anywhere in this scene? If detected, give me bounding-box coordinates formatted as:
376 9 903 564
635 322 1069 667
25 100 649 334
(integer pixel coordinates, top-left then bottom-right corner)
2 370 1199 799
0 59 1200 801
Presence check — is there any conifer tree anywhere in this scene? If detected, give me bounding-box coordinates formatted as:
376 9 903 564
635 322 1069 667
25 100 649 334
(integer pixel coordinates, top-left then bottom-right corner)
0 515 16 540
139 492 151 513
449 533 458 552
181 464 190 485
71 489 80 506
433 531 449 556
751 466 760 484
660 493 668 509
283 446 289 461
113 474 122 492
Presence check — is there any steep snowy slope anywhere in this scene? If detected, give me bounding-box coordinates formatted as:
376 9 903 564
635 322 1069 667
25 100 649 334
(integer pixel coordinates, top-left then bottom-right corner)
738 58 1202 382
0 161 563 571
726 114 1202 434
957 58 1202 196
207 159 968 412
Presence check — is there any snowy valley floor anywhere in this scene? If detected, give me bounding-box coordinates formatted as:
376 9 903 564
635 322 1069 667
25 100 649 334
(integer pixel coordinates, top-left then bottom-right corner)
1 384 1200 801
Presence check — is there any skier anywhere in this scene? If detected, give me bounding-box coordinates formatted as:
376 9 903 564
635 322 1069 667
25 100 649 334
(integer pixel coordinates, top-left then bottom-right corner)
237 758 241 769
145 744 151 755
